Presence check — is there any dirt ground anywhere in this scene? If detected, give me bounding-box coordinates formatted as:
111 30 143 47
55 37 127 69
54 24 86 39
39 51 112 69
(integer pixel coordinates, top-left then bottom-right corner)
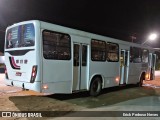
0 73 160 120
0 74 85 120
0 76 83 120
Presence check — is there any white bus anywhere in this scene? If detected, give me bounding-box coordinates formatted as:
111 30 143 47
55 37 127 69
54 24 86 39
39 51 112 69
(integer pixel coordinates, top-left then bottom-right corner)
4 20 157 96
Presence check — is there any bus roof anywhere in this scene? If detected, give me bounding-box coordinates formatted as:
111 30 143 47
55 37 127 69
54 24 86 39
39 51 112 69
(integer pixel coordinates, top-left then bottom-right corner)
7 20 155 50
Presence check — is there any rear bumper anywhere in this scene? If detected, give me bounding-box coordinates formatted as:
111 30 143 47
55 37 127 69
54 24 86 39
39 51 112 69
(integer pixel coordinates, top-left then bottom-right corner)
5 79 41 92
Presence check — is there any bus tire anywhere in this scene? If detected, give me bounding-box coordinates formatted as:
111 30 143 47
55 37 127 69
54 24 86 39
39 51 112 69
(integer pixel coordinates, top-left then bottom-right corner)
89 77 102 96
137 74 144 87
150 68 153 80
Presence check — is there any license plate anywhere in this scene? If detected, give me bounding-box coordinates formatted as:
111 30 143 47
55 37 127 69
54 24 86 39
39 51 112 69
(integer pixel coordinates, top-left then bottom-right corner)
16 72 22 76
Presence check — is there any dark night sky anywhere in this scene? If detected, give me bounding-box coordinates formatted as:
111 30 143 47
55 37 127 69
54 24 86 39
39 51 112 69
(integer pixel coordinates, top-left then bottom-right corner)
0 0 160 52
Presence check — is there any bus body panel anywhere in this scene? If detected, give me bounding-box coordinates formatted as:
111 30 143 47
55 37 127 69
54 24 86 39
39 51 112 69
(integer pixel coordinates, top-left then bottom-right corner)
5 80 41 92
5 50 36 82
4 20 157 94
42 59 73 93
89 62 120 88
40 23 73 93
128 63 147 84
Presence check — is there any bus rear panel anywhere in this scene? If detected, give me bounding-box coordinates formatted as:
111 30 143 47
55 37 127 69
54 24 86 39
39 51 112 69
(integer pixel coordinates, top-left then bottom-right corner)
5 21 41 92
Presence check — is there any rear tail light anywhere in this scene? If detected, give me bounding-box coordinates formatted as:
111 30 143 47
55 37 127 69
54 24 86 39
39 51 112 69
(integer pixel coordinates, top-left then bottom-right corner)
4 65 9 79
30 65 37 83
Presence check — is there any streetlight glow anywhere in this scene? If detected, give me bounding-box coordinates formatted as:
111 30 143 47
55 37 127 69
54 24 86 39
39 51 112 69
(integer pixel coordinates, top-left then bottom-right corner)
142 32 158 45
148 33 157 41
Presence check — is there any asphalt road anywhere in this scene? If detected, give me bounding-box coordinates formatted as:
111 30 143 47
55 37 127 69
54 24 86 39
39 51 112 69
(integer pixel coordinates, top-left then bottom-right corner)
52 71 160 120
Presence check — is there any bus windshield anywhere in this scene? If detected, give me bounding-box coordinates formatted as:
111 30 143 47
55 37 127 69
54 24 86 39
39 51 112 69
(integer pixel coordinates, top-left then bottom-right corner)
6 23 35 49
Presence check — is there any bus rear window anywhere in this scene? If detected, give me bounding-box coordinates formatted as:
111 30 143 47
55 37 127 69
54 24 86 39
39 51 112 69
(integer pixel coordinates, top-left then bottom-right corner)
6 23 35 49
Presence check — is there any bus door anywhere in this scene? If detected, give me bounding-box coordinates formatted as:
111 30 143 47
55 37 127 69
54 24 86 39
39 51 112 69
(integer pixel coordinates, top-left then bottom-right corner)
149 53 156 80
73 43 88 91
120 50 130 85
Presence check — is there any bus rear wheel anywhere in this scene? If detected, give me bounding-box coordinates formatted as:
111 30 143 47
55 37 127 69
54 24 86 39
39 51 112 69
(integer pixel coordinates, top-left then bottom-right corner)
89 77 102 96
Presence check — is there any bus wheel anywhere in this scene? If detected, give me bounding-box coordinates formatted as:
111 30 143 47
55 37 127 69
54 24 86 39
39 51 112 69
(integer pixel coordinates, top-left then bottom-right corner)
137 75 144 87
89 77 102 96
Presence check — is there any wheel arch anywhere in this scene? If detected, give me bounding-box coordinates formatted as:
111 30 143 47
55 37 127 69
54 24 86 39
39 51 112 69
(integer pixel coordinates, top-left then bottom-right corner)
89 74 105 90
139 71 146 82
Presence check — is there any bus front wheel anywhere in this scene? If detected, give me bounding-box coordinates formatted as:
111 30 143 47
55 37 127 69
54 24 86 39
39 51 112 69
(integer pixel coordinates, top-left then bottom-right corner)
89 77 102 96
137 74 144 87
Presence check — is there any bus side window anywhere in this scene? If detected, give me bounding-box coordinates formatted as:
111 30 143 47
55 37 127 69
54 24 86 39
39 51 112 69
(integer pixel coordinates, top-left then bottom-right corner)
74 44 79 66
82 45 87 66
155 51 160 70
106 42 119 62
91 39 106 61
142 49 149 63
130 47 133 62
43 30 71 60
130 47 142 63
